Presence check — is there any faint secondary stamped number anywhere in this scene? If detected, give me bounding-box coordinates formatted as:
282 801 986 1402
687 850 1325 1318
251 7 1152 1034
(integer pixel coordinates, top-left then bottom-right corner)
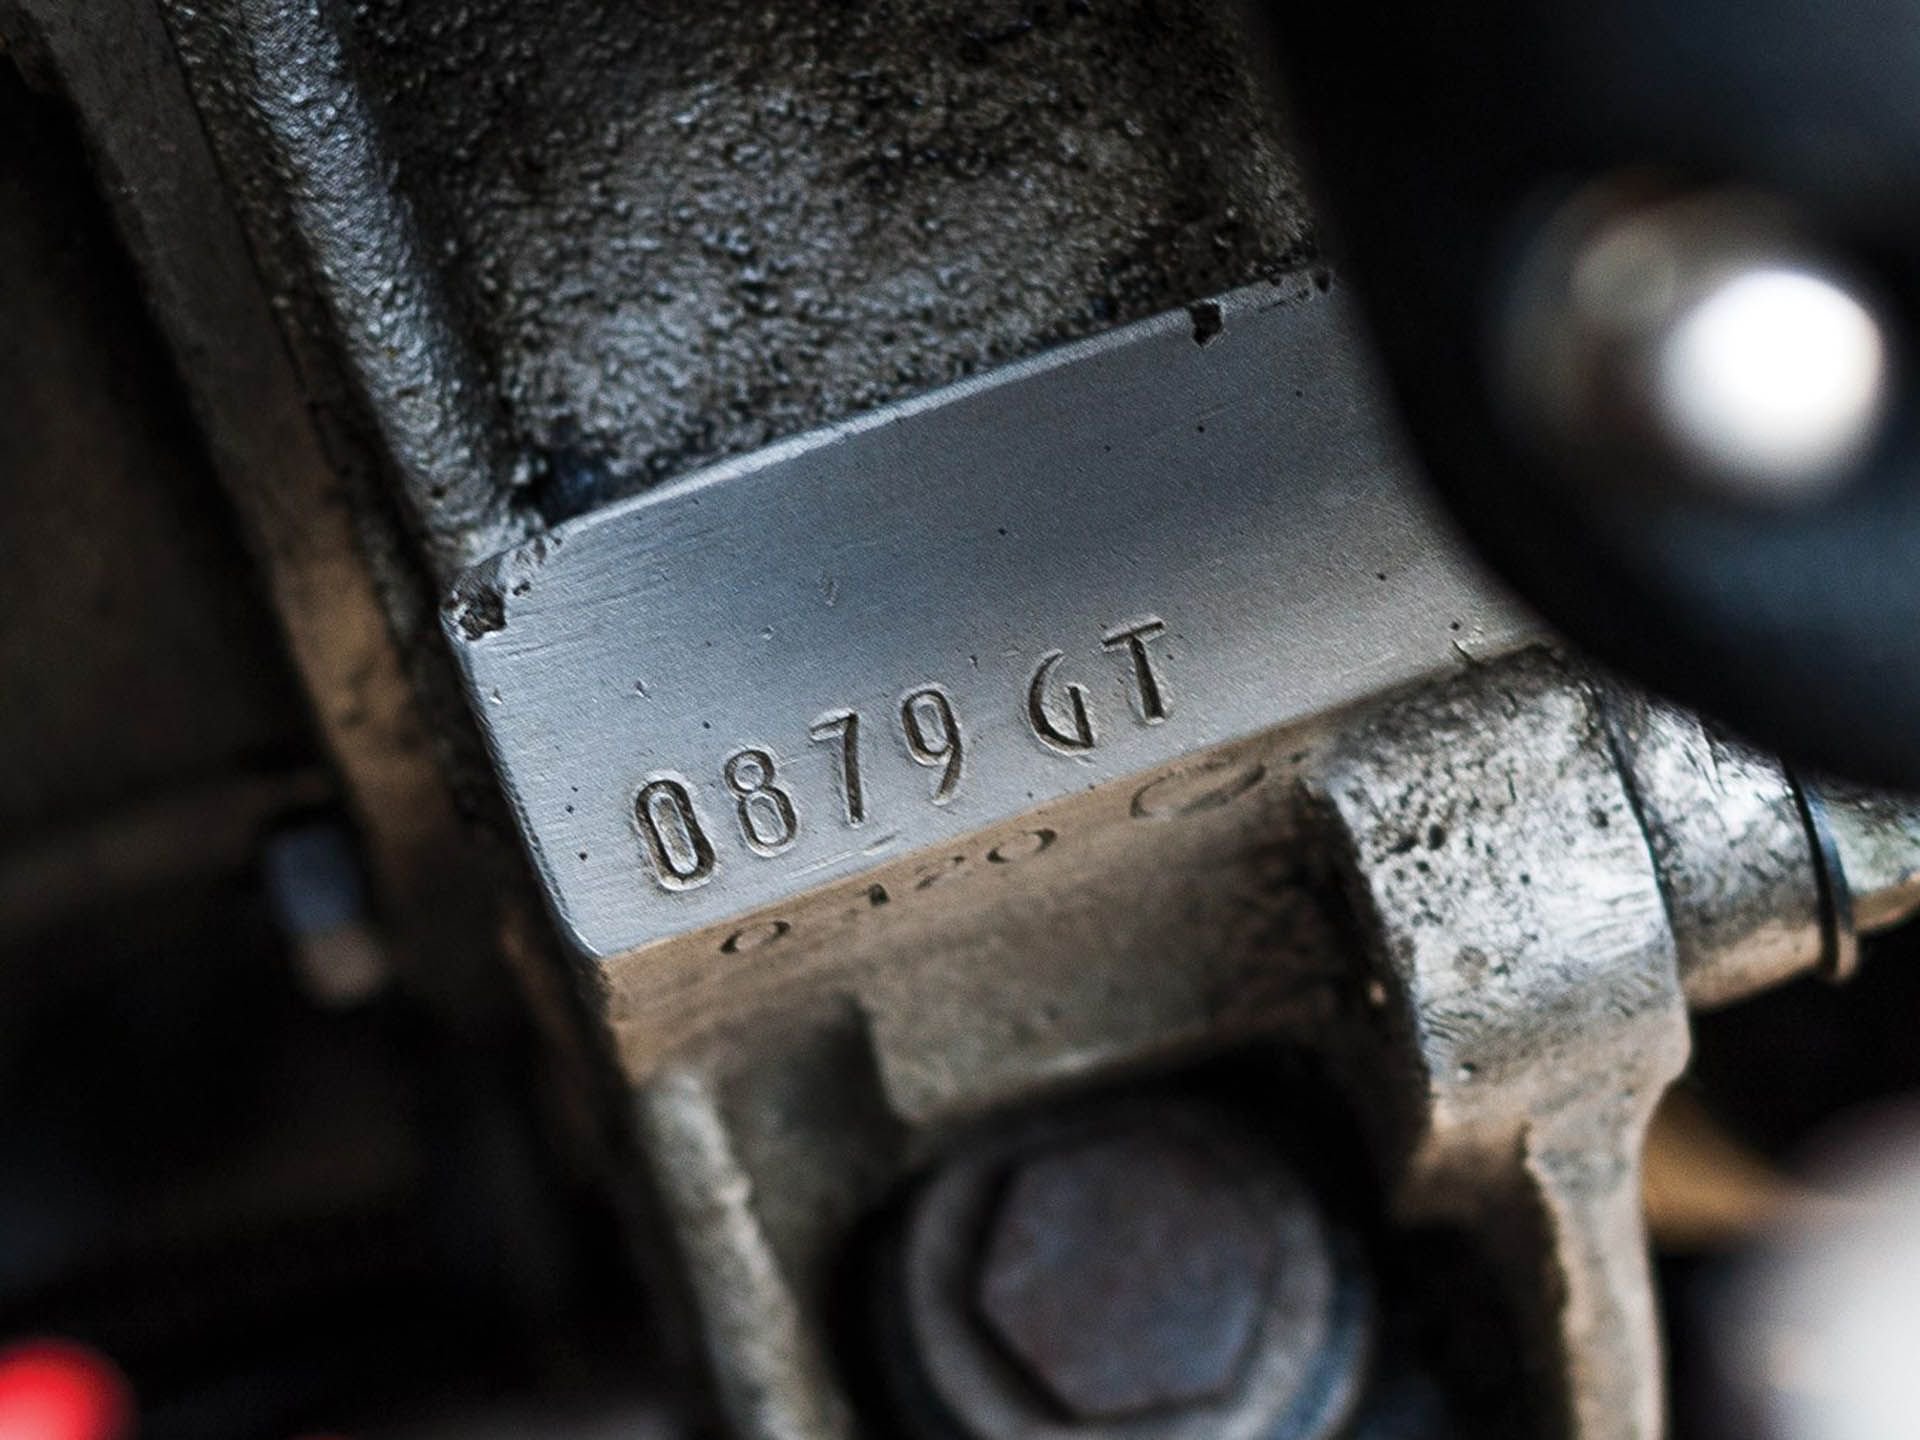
630 618 1171 893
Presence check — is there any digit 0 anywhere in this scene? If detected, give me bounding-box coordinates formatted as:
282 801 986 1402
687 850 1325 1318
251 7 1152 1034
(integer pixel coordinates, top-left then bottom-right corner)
634 777 717 891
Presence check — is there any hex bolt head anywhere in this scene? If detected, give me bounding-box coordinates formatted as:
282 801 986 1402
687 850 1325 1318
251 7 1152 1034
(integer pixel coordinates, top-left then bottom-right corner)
973 1123 1277 1421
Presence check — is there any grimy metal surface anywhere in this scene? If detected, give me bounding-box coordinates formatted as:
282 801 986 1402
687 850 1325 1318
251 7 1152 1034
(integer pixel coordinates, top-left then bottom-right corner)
445 279 1537 965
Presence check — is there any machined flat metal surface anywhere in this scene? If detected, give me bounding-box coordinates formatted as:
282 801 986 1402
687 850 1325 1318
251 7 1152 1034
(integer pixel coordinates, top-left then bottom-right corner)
445 279 1537 963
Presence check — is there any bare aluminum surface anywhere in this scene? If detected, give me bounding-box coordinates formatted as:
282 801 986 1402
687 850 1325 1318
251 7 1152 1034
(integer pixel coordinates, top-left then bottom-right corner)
445 281 1537 967
1817 782 1920 936
1600 692 1827 1009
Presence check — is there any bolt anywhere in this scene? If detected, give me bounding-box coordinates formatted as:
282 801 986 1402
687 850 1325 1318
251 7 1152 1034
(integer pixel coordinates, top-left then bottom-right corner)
973 1121 1277 1421
889 1102 1365 1440
1502 185 1895 507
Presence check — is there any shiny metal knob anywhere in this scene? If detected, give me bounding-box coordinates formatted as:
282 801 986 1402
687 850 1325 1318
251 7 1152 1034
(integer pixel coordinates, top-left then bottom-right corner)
1504 187 1895 507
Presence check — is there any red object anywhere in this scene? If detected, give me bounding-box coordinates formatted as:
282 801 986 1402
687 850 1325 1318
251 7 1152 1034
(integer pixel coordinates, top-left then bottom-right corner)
0 1341 133 1440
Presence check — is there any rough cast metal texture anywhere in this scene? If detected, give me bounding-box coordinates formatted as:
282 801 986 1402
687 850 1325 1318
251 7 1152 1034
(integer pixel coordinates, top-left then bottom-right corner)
444 281 1537 977
155 0 527 577
629 653 1894 1440
1309 653 1691 1440
332 0 1314 514
154 0 1313 570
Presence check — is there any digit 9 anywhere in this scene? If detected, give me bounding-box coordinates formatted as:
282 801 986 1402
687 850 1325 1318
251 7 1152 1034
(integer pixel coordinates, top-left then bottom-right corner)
899 686 964 804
